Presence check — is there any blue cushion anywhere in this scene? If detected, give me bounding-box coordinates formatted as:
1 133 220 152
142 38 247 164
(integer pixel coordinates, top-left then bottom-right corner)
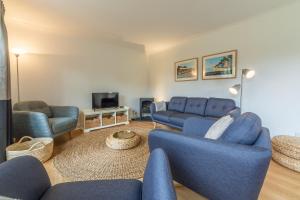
184 98 208 116
205 98 236 118
169 113 201 127
220 112 262 145
41 180 142 200
152 111 176 123
168 97 187 112
48 117 77 135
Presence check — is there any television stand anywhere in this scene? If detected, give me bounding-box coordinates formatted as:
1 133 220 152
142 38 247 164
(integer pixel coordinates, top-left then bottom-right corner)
80 106 130 133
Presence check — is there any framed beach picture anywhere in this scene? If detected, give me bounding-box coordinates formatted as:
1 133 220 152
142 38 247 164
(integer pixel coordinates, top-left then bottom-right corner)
202 50 237 80
175 58 198 81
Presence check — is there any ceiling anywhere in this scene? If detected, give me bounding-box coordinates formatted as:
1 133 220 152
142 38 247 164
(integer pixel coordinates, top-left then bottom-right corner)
4 0 296 54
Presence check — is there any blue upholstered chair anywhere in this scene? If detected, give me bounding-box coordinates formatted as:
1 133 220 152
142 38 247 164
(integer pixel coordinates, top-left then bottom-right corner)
0 148 176 200
149 112 272 200
13 101 79 139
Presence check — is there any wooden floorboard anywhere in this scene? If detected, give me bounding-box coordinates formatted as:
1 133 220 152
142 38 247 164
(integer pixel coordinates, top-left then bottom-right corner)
44 121 300 200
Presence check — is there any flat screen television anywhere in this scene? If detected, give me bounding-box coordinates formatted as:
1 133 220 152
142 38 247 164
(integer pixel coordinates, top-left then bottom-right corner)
92 92 119 110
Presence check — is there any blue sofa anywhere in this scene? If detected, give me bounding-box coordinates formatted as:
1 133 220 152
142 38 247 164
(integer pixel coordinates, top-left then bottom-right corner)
0 148 176 200
149 112 272 200
13 101 79 139
150 97 240 129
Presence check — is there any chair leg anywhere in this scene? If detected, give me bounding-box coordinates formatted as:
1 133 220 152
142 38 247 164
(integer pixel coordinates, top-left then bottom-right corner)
153 122 157 129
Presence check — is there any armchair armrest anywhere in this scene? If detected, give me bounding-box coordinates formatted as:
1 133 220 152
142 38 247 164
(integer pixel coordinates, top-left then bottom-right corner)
13 111 53 139
182 117 215 138
148 130 271 200
0 156 51 200
50 106 79 119
142 148 177 200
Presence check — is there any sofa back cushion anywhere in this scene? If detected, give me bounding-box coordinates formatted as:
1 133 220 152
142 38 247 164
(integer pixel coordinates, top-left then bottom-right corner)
13 101 52 118
168 97 187 112
205 98 236 118
184 98 208 116
220 112 262 145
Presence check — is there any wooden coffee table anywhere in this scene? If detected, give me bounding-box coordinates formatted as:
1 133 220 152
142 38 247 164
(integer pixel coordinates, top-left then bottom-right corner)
105 130 141 150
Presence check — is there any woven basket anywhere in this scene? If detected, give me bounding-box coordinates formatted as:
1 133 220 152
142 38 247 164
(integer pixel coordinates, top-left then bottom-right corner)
272 148 300 172
102 115 115 126
272 135 300 160
6 136 53 163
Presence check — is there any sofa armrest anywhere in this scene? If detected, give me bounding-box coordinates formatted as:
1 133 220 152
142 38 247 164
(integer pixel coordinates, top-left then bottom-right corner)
148 130 271 200
13 111 53 139
50 106 79 119
150 103 156 115
142 148 177 200
228 107 241 119
0 156 51 200
182 117 215 138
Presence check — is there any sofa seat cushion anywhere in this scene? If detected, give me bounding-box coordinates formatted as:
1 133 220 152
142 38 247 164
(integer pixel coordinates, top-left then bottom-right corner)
205 98 236 118
220 112 262 145
152 111 177 123
168 97 187 112
169 113 201 127
41 180 142 200
184 98 208 116
48 117 76 134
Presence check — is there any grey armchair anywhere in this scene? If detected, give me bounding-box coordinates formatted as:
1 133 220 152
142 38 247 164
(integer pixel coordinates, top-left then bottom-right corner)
13 101 79 139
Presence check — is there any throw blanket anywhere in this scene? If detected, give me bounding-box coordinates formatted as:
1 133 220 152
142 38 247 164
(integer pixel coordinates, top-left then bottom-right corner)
154 101 166 112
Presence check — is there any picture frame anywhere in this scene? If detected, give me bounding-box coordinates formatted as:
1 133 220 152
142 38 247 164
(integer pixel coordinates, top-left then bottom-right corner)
175 58 198 82
202 50 237 80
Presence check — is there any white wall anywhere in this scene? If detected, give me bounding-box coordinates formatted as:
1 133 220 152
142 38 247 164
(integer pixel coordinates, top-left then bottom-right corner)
7 23 149 117
149 2 300 136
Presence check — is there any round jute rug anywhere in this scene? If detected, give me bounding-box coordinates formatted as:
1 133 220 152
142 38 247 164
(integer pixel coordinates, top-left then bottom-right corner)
53 126 151 181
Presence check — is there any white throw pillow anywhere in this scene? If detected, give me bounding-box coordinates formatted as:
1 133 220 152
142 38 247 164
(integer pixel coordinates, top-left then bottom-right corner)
154 101 166 112
204 115 234 140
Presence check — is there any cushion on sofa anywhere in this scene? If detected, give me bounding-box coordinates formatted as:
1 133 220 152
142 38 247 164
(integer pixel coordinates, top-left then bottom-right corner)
48 117 77 135
169 113 201 127
41 180 142 200
204 115 234 140
152 111 176 123
184 98 208 116
205 98 236 118
168 97 187 112
220 112 262 145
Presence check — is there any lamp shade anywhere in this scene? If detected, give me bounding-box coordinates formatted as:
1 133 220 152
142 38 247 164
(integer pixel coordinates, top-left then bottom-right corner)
10 48 26 56
242 69 255 79
229 84 241 95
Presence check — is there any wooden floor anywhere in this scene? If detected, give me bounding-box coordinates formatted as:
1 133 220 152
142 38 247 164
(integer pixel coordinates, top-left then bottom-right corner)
44 121 300 200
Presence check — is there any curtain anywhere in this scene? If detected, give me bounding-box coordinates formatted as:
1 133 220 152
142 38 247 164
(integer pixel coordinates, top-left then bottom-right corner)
0 0 12 163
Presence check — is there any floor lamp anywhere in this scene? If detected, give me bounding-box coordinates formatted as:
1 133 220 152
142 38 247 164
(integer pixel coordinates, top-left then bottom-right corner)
229 69 255 111
11 48 26 103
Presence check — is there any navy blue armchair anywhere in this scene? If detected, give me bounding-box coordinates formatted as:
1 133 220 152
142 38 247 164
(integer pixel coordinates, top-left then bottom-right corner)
13 101 79 139
0 148 176 200
149 113 272 200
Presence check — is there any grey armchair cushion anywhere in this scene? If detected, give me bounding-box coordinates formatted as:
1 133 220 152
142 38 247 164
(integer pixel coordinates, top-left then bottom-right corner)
48 117 77 135
42 180 142 200
13 101 52 118
221 112 262 145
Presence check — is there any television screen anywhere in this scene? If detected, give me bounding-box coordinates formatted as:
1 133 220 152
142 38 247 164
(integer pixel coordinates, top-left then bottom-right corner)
92 93 119 109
